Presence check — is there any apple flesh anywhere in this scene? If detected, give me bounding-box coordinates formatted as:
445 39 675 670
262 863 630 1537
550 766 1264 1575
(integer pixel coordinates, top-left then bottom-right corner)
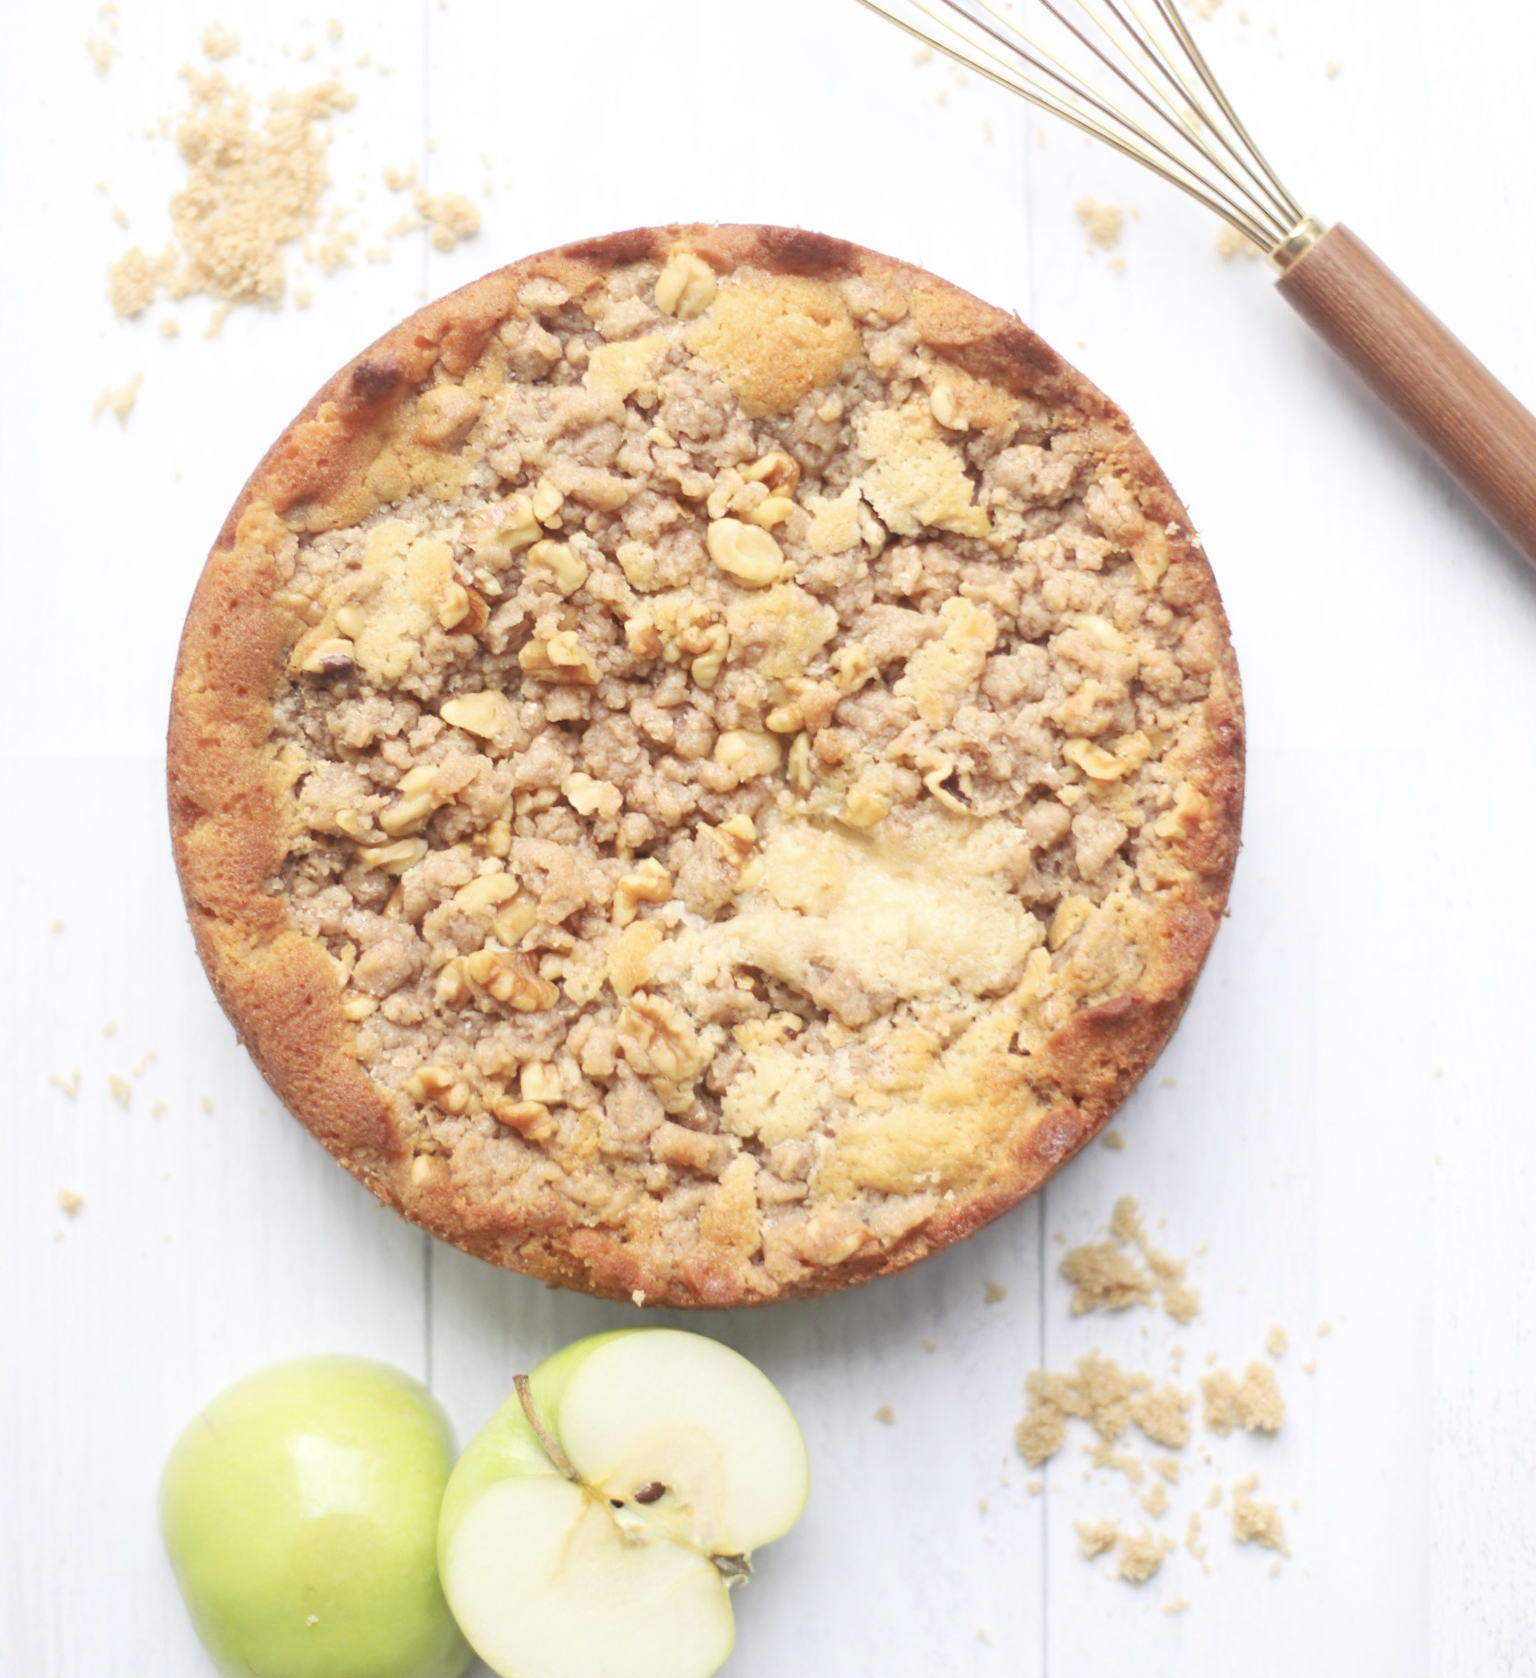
159 1356 471 1678
438 1329 810 1678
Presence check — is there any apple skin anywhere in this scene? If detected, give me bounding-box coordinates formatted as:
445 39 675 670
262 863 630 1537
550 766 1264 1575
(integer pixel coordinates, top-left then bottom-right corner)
159 1356 472 1678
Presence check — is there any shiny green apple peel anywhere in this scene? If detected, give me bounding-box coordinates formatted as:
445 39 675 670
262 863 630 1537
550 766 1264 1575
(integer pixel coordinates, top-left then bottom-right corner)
159 1356 471 1678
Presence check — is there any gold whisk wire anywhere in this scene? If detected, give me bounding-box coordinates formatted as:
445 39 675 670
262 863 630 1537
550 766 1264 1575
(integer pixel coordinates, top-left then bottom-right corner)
853 0 1309 254
851 0 1536 574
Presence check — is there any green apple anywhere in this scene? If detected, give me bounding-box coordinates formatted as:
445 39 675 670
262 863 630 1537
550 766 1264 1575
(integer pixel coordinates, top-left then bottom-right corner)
159 1356 471 1678
438 1328 810 1678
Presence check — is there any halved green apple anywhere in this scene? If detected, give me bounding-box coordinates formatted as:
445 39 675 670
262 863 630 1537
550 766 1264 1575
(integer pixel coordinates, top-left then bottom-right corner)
438 1329 810 1678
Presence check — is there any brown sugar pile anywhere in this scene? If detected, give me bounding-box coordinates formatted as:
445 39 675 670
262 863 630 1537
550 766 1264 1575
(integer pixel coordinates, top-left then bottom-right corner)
104 44 482 329
1015 1202 1300 1602
1060 1194 1200 1322
109 68 355 317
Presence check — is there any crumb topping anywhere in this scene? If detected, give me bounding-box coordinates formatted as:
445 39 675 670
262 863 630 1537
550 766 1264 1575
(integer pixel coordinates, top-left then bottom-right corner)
182 231 1241 1303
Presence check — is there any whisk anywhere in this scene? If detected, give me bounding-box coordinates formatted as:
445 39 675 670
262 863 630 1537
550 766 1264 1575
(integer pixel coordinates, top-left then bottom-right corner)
854 0 1536 566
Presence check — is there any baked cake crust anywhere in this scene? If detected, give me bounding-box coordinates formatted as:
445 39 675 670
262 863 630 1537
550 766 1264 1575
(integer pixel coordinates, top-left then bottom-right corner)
168 224 1244 1307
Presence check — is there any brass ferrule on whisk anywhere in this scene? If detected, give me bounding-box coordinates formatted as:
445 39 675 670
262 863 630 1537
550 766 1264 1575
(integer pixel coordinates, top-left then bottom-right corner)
1269 216 1328 272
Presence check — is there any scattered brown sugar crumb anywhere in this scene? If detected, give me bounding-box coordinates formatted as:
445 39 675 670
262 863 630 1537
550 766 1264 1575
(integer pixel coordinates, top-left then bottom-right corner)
201 22 240 59
1185 1510 1207 1561
1163 1596 1191 1615
151 1100 169 1117
1131 1384 1193 1449
873 1405 895 1424
413 188 481 253
1060 1197 1200 1322
1141 1479 1170 1517
1075 195 1126 251
1016 1351 1150 1466
1100 1129 1126 1150
922 1339 938 1354
1116 1527 1172 1583
1151 1456 1180 1484
102 1021 118 1038
1325 60 1344 78
1026 1477 1043 1495
326 17 344 41
1086 1441 1144 1487
57 1188 85 1216
1317 1319 1333 1337
1202 1362 1285 1436
108 1074 133 1110
108 68 356 318
1062 1238 1151 1313
1265 1323 1288 1357
1204 1483 1222 1509
383 161 418 191
50 918 65 933
1215 224 1264 262
159 317 181 338
1076 1517 1119 1559
87 5 120 76
1301 1357 1317 1375
49 1069 82 1100
1231 1475 1289 1555
93 374 143 425
108 245 176 318
200 1095 215 1114
1110 1195 1144 1244
984 1280 1008 1304
1188 0 1223 16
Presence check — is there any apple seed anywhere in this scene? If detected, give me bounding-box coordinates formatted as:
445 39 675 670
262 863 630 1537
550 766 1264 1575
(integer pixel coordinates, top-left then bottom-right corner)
634 1482 666 1505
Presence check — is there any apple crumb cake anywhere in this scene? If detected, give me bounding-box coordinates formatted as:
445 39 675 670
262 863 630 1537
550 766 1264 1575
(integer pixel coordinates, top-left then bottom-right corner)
169 224 1243 1306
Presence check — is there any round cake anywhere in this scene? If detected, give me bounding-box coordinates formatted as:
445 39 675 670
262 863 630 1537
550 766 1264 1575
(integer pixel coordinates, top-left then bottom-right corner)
168 224 1243 1307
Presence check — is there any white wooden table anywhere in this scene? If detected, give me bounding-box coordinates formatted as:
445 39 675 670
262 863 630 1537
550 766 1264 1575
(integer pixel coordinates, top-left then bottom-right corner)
4 1 1535 1672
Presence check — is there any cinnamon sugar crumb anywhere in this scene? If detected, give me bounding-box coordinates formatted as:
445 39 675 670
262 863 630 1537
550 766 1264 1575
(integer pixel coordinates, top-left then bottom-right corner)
1141 1479 1170 1517
1076 1517 1119 1559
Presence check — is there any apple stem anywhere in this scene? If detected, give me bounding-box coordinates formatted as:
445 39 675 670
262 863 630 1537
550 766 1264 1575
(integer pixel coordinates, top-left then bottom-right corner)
514 1374 581 1484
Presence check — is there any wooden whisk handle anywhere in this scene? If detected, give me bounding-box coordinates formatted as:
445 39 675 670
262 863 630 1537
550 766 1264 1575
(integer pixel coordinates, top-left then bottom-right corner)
1275 223 1536 566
